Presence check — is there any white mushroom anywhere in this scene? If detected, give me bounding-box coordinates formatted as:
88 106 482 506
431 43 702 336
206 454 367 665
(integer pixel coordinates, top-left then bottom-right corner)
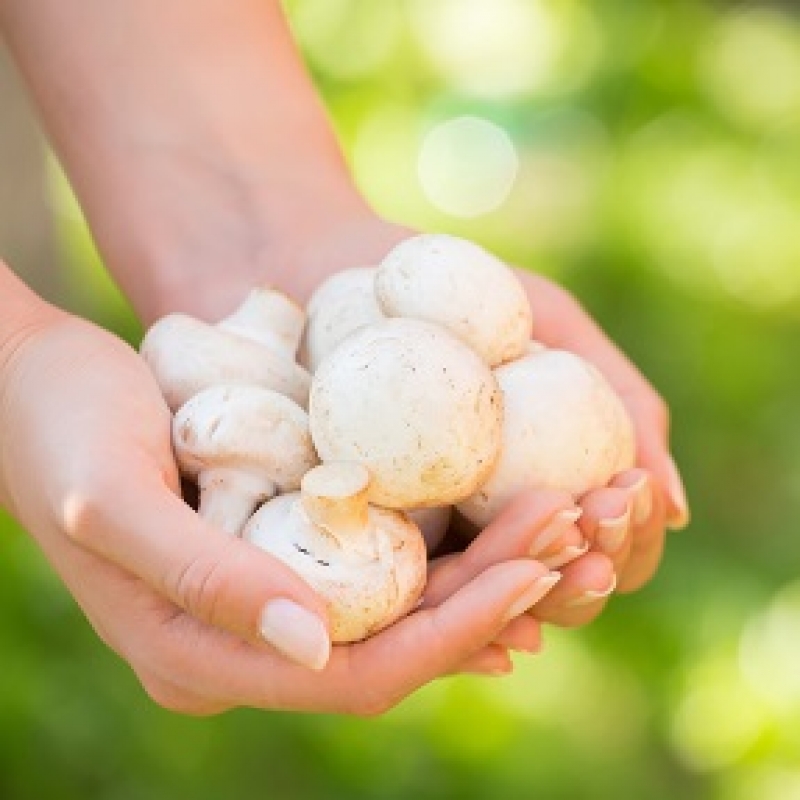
242 462 427 642
173 385 318 536
310 318 503 510
457 348 636 528
375 233 533 366
299 267 385 372
141 287 311 410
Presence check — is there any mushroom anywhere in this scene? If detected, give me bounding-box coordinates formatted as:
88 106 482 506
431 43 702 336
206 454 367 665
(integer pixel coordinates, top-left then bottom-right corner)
299 267 385 372
173 384 318 536
309 318 503 510
242 462 427 642
457 347 636 528
141 287 311 411
375 233 533 367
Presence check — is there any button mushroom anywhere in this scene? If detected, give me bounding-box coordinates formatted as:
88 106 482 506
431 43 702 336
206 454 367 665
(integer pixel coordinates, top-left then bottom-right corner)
141 287 311 411
458 347 636 528
375 233 533 367
299 267 385 373
309 318 503 510
173 384 318 536
242 462 427 642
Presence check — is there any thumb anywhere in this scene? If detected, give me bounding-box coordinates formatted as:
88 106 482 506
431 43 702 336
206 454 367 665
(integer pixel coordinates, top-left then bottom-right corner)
62 472 331 671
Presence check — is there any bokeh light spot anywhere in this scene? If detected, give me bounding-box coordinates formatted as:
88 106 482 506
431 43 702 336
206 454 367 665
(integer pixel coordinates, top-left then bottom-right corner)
417 115 518 218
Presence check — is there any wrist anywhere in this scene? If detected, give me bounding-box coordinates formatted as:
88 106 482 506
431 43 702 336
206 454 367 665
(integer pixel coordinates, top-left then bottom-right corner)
138 187 411 324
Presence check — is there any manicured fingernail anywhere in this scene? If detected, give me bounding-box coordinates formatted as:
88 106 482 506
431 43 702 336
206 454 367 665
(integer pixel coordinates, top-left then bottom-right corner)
665 456 690 530
565 575 618 608
259 599 330 671
541 541 589 570
625 475 652 526
507 572 562 619
530 508 582 557
597 504 632 553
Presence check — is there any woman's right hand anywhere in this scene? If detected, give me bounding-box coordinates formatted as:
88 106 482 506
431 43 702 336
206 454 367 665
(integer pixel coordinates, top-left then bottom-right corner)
0 270 571 714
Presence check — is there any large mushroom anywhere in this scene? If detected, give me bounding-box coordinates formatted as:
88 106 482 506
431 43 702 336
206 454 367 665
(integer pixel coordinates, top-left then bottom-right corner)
173 384 318 536
375 234 533 367
309 318 503 510
243 462 427 642
458 347 636 528
141 287 310 410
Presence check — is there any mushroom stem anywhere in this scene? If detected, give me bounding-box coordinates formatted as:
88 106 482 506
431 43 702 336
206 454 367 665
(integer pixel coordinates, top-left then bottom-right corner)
198 467 277 536
300 464 373 552
219 288 304 355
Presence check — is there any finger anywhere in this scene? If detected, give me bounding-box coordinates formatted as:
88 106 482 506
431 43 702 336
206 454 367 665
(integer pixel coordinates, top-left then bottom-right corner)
537 525 588 570
422 489 576 609
154 559 556 714
624 394 689 530
578 486 633 573
61 468 332 671
492 614 542 653
531 551 616 627
617 486 667 593
454 645 513 676
612 469 653 528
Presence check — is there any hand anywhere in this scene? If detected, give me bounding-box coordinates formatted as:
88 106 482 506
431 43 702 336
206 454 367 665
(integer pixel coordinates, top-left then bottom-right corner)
514 271 689 628
0 290 570 714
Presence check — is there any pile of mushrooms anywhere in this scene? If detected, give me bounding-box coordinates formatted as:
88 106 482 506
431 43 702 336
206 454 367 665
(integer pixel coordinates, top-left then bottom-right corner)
140 233 636 643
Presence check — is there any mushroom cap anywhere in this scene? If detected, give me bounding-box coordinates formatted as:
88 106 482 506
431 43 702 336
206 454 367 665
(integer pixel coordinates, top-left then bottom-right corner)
173 385 317 491
309 318 503 509
141 313 311 410
457 349 636 528
218 287 305 355
375 233 533 367
299 267 385 372
242 477 427 643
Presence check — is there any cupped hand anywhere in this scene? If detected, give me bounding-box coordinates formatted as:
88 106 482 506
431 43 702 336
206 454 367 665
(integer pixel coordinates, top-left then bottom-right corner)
514 271 689 628
0 301 571 714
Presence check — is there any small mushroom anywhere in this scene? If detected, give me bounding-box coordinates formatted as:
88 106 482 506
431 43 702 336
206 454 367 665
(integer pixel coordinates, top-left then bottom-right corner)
299 267 385 372
141 287 311 410
242 462 427 642
375 234 533 367
458 348 636 528
173 385 318 536
309 318 503 510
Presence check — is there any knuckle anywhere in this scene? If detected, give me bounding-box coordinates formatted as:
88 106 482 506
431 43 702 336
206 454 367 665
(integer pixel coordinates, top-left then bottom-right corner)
169 541 242 626
648 394 670 432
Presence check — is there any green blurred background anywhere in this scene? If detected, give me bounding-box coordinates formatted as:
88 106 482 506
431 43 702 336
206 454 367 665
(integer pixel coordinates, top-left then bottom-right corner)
3 1 800 798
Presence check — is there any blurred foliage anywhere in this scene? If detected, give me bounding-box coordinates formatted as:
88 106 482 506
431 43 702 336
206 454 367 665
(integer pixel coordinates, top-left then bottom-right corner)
3 1 800 798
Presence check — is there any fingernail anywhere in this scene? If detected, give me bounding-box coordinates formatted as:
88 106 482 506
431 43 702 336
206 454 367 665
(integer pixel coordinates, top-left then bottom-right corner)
259 599 330 671
540 541 589 570
665 456 690 530
507 572 562 619
530 508 582 557
597 504 632 553
626 475 652 526
565 575 618 608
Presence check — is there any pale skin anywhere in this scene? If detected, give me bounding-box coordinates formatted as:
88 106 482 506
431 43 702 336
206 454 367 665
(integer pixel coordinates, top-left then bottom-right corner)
0 0 688 714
